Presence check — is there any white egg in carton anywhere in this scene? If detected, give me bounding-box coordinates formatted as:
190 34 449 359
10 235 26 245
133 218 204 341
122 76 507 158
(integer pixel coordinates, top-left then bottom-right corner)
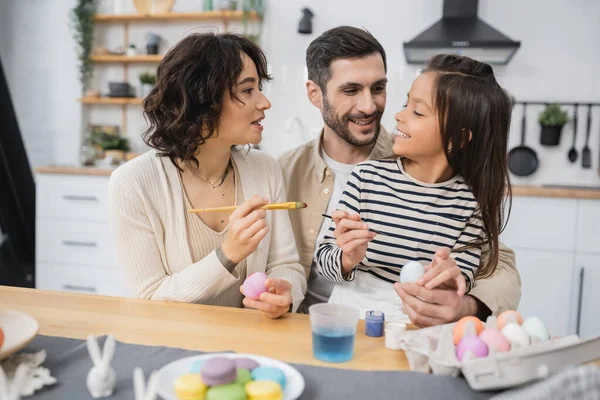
388 316 600 391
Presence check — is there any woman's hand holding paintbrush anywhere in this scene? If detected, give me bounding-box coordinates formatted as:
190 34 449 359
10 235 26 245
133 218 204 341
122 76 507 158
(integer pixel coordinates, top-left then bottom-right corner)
221 195 270 264
327 210 377 273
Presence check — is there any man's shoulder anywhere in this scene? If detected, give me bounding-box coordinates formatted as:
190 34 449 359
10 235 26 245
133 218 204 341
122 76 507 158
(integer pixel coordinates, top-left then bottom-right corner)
277 138 319 174
278 139 318 164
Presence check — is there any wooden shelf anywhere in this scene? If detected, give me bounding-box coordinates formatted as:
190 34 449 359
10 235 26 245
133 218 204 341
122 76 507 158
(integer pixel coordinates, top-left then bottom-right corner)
35 166 116 176
93 10 261 22
90 54 163 63
79 97 144 105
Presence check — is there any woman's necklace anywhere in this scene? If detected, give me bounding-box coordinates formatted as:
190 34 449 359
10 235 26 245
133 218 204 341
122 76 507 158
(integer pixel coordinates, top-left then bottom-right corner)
189 158 232 189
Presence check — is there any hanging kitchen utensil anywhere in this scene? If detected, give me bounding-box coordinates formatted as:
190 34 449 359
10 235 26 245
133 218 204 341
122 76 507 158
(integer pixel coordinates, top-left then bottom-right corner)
582 104 592 169
568 104 579 163
508 103 539 177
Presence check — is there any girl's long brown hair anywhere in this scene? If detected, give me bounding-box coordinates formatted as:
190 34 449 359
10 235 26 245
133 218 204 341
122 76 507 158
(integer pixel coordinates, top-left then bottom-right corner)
424 54 512 279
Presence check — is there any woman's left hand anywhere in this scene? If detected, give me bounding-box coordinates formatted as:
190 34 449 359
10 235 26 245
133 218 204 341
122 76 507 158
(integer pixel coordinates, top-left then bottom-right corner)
241 278 292 319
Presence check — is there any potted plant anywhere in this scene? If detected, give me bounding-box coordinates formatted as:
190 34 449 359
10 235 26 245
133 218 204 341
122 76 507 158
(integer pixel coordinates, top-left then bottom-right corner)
241 0 264 44
538 103 569 146
139 72 157 98
70 0 98 94
89 126 130 165
101 136 130 165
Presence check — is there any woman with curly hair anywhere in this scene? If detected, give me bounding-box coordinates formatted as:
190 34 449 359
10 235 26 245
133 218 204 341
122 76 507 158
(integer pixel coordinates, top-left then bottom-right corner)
108 33 306 318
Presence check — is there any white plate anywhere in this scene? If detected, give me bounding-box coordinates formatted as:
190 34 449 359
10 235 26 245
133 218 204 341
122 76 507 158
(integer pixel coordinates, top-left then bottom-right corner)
156 353 305 400
0 309 39 360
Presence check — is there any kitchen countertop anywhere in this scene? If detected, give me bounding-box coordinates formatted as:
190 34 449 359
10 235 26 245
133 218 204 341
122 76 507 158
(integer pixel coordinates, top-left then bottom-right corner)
35 165 600 200
35 165 115 176
511 185 600 200
0 286 411 371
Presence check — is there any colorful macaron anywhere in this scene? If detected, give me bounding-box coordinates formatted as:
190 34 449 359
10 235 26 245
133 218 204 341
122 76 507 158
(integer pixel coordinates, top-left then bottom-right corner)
251 366 286 389
235 368 252 386
200 357 237 386
188 359 204 374
206 383 247 400
234 357 260 371
245 380 283 400
174 373 207 400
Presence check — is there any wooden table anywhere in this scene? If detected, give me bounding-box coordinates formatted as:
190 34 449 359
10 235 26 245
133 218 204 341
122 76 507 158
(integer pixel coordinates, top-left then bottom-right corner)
0 286 410 371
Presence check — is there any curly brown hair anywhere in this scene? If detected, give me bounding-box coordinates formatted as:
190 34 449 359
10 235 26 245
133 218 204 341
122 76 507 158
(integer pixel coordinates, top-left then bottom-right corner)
142 33 271 169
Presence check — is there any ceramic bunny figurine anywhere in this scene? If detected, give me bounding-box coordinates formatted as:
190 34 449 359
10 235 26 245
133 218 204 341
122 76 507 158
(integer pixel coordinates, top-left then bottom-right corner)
86 334 116 399
133 367 158 400
0 364 28 400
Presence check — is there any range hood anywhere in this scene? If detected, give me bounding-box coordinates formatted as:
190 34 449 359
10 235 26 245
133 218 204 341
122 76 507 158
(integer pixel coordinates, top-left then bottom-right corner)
403 0 521 65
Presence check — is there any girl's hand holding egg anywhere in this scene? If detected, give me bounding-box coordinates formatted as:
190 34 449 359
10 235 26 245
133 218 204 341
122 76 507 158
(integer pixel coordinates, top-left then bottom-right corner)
399 261 426 284
417 248 467 296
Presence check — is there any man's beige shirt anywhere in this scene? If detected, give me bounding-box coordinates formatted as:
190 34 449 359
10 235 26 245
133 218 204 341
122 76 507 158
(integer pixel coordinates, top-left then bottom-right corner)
278 128 521 315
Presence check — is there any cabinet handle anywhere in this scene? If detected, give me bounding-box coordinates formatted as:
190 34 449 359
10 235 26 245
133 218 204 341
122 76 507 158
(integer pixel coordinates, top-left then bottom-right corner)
62 195 98 202
576 267 585 336
62 240 97 248
62 284 96 293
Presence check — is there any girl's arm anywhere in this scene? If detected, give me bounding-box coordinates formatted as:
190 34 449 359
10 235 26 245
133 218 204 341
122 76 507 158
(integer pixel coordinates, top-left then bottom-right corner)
418 212 484 295
316 166 375 283
451 213 485 290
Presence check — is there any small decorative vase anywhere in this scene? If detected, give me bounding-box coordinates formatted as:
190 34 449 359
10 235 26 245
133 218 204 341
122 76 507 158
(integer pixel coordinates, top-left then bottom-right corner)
141 83 154 98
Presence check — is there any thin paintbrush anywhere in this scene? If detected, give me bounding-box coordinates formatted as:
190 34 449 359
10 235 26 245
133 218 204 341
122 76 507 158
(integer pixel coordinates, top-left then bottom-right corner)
188 201 307 213
321 213 387 236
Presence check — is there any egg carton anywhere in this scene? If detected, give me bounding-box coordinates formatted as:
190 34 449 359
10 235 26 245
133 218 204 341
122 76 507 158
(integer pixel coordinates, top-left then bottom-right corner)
392 322 600 391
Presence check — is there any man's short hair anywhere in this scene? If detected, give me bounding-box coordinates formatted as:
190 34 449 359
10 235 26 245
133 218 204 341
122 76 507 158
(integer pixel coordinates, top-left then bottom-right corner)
306 26 387 90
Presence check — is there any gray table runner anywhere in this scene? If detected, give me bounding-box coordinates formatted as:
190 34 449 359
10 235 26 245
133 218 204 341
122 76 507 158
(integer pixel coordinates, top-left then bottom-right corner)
22 335 500 399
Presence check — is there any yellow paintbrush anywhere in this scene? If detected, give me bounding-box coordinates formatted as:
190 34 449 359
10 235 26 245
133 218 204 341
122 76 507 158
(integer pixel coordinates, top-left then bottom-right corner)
187 201 307 213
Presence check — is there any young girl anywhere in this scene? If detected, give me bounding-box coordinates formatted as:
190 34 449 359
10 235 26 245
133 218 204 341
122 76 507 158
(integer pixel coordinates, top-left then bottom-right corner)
316 54 512 320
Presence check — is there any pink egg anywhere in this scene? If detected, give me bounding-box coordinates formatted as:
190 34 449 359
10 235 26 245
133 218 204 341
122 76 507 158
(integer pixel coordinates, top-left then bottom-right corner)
479 328 511 352
242 272 268 299
456 336 489 362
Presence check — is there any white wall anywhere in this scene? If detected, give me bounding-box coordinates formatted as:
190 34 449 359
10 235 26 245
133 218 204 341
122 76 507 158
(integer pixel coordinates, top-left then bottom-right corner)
1 0 600 186
1 0 82 167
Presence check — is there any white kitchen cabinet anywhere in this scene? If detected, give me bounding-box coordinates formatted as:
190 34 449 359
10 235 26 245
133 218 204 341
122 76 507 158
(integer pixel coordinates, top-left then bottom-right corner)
500 196 578 251
36 173 110 221
514 249 575 337
575 200 600 253
35 173 126 297
573 254 600 339
36 262 125 296
36 219 118 268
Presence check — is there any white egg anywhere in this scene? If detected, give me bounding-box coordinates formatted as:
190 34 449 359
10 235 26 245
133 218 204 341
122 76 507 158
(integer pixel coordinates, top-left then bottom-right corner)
522 316 550 342
399 261 426 283
501 323 530 349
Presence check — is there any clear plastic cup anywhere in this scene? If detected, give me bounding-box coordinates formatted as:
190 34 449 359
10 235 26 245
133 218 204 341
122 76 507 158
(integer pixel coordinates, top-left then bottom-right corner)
308 303 360 363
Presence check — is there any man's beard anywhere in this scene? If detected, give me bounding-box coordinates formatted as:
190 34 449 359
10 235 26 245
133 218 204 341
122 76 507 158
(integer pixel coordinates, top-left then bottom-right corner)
322 95 382 147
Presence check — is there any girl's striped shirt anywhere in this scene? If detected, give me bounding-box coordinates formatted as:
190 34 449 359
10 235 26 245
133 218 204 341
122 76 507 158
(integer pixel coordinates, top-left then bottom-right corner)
316 158 484 290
